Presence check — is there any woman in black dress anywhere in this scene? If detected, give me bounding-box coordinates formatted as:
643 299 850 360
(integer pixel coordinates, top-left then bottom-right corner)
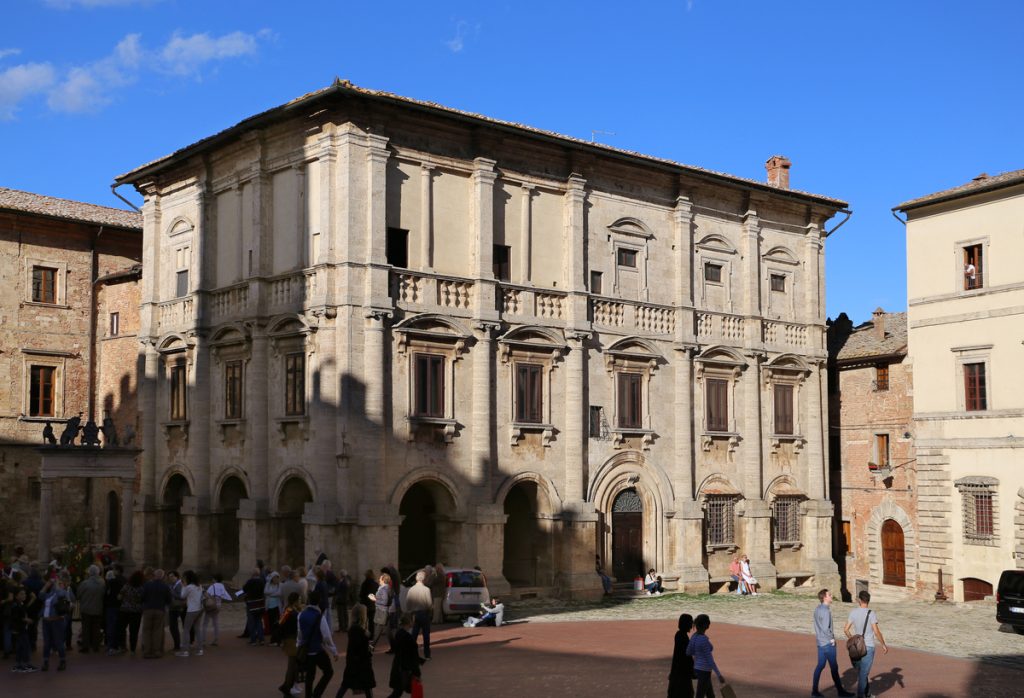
386 613 422 698
335 605 376 698
667 613 695 698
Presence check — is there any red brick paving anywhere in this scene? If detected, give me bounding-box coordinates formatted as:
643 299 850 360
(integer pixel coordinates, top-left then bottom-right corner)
4 619 1022 697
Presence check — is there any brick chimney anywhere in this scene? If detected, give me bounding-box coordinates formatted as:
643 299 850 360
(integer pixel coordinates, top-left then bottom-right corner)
765 155 791 189
872 307 886 341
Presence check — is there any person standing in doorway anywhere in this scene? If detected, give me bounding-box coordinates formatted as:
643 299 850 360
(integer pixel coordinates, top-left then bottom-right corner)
844 591 889 698
811 589 854 697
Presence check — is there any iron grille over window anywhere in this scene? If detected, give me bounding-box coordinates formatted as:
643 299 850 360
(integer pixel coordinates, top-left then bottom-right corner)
962 486 995 540
772 497 802 544
284 353 305 416
875 364 889 391
705 495 736 546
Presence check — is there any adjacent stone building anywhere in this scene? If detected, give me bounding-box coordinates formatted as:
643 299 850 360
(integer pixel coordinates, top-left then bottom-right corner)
896 170 1024 602
0 187 142 561
828 309 917 599
115 81 849 596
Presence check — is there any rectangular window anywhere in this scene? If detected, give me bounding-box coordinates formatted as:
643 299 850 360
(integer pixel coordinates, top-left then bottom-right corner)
175 246 190 298
224 360 243 419
109 312 120 337
493 244 511 281
960 484 997 542
770 273 786 292
963 244 983 290
772 496 801 544
706 495 736 546
773 383 794 435
616 372 643 429
589 405 604 438
875 364 889 391
964 362 987 411
175 270 189 298
170 363 187 420
617 248 637 268
514 363 543 423
704 262 722 283
32 266 58 304
386 227 409 268
706 378 729 432
29 365 55 417
284 353 305 416
974 492 994 537
414 353 445 418
590 271 603 295
874 433 890 467
842 521 852 556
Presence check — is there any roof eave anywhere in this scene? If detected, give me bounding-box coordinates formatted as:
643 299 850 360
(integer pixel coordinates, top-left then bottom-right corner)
894 176 1024 213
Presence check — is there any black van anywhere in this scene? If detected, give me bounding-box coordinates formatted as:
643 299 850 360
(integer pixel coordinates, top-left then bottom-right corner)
996 570 1024 633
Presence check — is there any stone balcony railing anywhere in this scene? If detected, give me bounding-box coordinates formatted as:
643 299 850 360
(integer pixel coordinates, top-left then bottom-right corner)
500 284 568 322
156 297 194 334
392 270 474 312
696 311 745 342
592 298 675 335
763 320 809 348
208 283 250 324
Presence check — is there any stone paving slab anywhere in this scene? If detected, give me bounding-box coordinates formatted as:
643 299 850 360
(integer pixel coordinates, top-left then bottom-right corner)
3 600 1023 698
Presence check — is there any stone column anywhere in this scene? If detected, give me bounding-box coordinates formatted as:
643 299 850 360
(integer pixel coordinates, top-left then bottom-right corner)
466 506 510 594
519 184 534 283
235 498 268 584
119 477 135 566
672 346 697 580
802 499 840 591
564 331 590 503
180 495 210 571
140 342 160 499
471 322 499 491
420 163 434 269
741 207 762 344
365 135 391 307
38 480 54 560
188 332 212 509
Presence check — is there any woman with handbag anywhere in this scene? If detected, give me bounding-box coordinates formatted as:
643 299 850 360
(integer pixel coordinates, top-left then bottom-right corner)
176 570 204 657
202 573 232 647
385 613 421 698
39 573 74 671
368 572 393 652
276 592 302 698
335 604 376 698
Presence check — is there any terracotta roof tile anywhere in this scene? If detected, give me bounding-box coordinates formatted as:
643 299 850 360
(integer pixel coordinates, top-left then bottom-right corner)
830 311 907 362
0 186 142 230
895 169 1024 211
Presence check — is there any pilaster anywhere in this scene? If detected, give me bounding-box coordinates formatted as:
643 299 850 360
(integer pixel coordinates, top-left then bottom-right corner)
519 184 534 283
564 330 591 503
420 163 435 269
247 325 270 502
471 157 498 321
365 135 391 307
362 309 391 506
471 322 499 493
180 495 212 571
742 351 765 499
739 498 777 589
563 174 588 326
676 500 710 593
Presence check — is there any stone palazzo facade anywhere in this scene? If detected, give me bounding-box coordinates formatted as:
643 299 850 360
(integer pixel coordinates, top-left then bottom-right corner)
116 82 848 597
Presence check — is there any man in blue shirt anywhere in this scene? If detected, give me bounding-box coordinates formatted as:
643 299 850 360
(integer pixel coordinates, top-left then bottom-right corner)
811 589 854 697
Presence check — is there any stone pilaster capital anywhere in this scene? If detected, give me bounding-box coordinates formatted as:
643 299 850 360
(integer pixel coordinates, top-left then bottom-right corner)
364 308 393 324
566 329 592 346
472 320 500 339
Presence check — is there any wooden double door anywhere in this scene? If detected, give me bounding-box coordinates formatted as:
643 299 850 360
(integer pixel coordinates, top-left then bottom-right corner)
881 519 905 586
612 511 643 581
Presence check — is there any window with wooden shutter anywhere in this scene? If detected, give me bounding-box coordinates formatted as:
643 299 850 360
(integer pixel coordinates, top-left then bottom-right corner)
224 360 243 419
32 266 57 304
284 353 305 416
515 363 543 423
170 363 187 420
875 364 889 391
963 244 983 290
773 383 794 435
964 362 987 411
617 372 642 429
706 378 729 432
414 353 445 417
30 365 55 417
874 433 890 467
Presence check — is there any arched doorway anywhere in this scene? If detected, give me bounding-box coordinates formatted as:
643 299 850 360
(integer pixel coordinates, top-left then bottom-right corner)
612 488 644 581
161 474 191 570
399 481 457 578
963 577 993 602
106 491 120 546
881 519 906 586
217 476 247 576
502 481 552 587
276 477 312 568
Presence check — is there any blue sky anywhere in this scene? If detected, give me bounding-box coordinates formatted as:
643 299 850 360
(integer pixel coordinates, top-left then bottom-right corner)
3 0 1023 323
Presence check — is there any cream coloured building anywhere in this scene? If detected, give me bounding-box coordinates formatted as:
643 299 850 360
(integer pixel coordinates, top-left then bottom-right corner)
115 81 848 597
897 170 1024 601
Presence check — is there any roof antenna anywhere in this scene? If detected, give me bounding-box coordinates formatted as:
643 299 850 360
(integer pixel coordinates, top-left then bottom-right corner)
591 129 616 143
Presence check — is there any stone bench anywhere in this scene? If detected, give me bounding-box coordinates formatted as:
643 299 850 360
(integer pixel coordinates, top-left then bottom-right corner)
776 570 815 588
709 575 741 594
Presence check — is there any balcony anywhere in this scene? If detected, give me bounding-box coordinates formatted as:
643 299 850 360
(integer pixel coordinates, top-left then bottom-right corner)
391 270 474 313
591 298 675 335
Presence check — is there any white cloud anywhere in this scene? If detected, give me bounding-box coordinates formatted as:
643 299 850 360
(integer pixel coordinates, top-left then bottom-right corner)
158 30 262 77
0 62 56 119
445 20 480 53
0 48 22 60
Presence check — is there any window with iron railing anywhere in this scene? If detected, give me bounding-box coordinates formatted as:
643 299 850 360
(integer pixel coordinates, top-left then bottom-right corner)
772 496 802 544
705 495 736 546
955 477 999 546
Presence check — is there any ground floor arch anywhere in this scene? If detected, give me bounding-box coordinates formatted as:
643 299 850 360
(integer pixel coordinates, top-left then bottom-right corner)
398 479 459 577
881 520 906 586
161 473 191 570
274 476 312 568
865 498 917 589
215 475 248 577
502 479 555 588
611 488 644 580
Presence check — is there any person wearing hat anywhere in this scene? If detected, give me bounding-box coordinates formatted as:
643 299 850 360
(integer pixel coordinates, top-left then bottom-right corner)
265 570 283 644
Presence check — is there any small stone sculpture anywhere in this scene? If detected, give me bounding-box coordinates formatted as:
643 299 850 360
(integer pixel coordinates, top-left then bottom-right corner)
101 415 119 447
123 423 136 446
81 419 101 447
42 421 56 446
59 414 82 446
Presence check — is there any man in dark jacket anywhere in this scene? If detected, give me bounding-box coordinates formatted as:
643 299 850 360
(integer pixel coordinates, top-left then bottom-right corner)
242 568 266 645
140 569 172 658
386 613 421 698
76 565 105 653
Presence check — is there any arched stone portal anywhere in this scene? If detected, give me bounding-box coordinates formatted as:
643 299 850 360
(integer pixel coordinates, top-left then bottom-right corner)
216 476 247 576
161 474 191 569
502 481 554 588
275 477 312 567
611 488 644 580
399 480 458 577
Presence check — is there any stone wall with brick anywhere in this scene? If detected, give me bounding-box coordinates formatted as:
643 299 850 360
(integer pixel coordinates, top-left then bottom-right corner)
0 207 141 561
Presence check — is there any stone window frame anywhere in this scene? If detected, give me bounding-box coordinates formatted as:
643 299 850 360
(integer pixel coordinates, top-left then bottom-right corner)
704 494 739 552
167 218 194 300
24 257 69 308
604 339 661 450
606 217 654 300
498 329 566 448
771 495 804 549
210 332 251 443
395 322 470 444
955 236 988 294
955 475 1000 546
762 246 800 319
157 336 192 442
951 344 992 413
695 234 737 311
268 319 316 442
695 351 745 453
19 350 69 421
764 360 809 452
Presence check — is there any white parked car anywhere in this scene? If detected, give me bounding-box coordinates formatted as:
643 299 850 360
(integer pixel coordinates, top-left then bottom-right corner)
398 567 490 621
